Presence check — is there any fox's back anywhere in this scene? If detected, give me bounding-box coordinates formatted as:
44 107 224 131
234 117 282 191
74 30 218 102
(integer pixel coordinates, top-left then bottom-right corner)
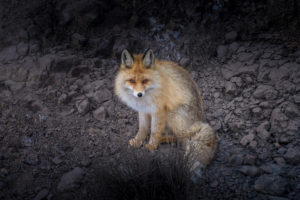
155 60 203 116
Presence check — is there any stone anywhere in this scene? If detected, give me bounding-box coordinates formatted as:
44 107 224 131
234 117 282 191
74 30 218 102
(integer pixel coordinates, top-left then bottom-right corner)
254 175 287 196
239 165 261 177
57 93 69 104
76 99 90 114
279 135 292 144
52 156 63 165
253 85 278 100
243 154 257 165
240 133 255 146
252 107 263 119
273 157 286 167
90 88 112 104
238 52 252 62
93 106 107 121
270 108 288 133
33 189 49 200
57 167 85 192
217 45 228 58
230 77 242 87
284 147 300 165
221 62 258 80
225 31 238 42
256 121 270 139
225 81 237 96
275 80 295 93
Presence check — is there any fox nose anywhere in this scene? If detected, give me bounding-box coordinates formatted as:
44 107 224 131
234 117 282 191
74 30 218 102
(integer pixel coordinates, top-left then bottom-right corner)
137 92 143 97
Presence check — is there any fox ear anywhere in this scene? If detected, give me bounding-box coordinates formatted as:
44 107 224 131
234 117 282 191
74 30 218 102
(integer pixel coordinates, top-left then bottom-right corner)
143 49 155 68
121 49 134 68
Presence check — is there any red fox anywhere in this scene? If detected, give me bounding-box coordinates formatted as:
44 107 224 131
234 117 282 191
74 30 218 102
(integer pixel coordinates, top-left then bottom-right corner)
114 49 218 175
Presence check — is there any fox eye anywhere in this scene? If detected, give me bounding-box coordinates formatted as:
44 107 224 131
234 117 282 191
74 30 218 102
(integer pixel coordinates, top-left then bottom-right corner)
142 79 149 84
128 79 136 84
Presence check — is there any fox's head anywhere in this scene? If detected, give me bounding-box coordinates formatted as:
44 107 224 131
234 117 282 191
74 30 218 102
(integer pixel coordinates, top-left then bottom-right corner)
116 49 160 98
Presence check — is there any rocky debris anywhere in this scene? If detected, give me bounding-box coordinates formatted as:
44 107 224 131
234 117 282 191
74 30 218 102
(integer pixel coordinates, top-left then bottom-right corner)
284 147 300 165
57 167 85 192
254 175 287 196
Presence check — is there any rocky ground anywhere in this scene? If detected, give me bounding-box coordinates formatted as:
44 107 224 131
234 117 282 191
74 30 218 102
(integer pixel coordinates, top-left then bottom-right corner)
0 0 300 200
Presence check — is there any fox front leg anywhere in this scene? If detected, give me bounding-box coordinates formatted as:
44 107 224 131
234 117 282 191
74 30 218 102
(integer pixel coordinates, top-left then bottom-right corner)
129 112 150 148
145 111 167 151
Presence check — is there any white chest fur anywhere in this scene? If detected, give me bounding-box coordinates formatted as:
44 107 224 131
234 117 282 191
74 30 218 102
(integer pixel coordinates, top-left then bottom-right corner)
120 92 156 114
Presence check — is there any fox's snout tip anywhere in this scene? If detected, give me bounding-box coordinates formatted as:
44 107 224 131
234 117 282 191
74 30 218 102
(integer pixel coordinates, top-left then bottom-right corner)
137 92 143 97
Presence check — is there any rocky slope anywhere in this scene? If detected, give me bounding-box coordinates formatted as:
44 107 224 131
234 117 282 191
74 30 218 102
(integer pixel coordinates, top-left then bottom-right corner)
0 0 300 199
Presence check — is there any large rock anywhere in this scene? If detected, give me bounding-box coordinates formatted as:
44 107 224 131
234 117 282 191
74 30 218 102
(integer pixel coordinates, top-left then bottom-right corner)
57 167 85 192
269 62 298 82
254 175 287 196
253 85 278 100
221 62 258 80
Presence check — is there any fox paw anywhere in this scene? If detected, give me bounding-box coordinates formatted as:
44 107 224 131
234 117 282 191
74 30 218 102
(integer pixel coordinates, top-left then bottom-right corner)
145 143 158 151
129 138 143 148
